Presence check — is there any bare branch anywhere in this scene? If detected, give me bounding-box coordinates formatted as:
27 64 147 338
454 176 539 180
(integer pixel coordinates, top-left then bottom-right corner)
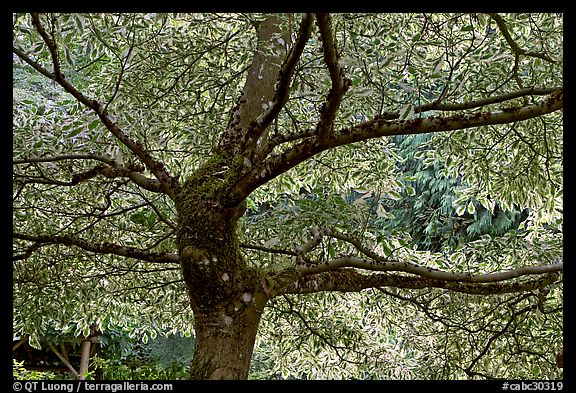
13 46 55 80
464 303 534 378
13 232 179 264
415 86 560 113
48 343 80 379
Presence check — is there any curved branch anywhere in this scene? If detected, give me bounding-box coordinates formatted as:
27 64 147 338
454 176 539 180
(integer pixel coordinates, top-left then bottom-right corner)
17 14 180 200
292 227 562 283
13 232 179 264
14 154 164 193
464 303 534 378
296 256 563 284
231 88 563 202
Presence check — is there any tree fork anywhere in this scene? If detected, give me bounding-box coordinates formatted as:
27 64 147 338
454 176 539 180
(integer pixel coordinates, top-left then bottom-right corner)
174 155 271 379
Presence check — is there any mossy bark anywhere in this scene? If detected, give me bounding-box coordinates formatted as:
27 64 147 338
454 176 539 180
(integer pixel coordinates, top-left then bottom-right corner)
175 155 269 380
174 15 291 380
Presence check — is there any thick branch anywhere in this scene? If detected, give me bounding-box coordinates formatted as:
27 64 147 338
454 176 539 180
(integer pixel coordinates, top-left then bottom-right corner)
231 88 563 202
278 268 559 296
314 13 351 145
17 14 180 200
218 13 313 159
13 233 179 264
244 14 314 157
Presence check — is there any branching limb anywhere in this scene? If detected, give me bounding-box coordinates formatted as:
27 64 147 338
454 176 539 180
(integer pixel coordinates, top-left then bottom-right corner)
231 88 563 202
314 13 351 145
269 87 560 145
218 13 313 158
14 154 164 193
14 14 180 200
13 232 179 264
464 303 535 378
488 13 556 64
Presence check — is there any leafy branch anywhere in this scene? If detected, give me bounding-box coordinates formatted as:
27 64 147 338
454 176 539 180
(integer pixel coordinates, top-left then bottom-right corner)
230 88 563 203
13 13 180 200
259 226 561 297
13 232 179 264
293 227 562 283
13 154 164 193
488 13 556 64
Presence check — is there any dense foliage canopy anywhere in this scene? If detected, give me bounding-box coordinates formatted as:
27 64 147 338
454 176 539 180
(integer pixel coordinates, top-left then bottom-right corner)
13 13 562 379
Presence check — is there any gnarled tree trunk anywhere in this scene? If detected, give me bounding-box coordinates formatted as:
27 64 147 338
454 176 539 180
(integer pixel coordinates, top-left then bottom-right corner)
175 154 271 379
175 14 290 380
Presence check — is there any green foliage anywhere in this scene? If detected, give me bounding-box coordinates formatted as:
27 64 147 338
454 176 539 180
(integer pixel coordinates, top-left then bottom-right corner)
13 359 62 380
380 134 531 252
93 330 193 380
13 13 562 380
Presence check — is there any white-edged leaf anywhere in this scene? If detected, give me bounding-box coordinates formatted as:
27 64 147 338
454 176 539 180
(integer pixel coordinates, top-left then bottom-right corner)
399 104 415 120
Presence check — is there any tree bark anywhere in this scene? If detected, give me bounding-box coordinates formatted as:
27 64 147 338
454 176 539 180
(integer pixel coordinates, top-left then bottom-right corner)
176 15 293 379
175 159 272 379
78 339 91 380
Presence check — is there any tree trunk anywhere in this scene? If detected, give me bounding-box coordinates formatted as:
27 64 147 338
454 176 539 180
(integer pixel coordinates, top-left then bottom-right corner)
175 14 291 380
175 154 270 379
189 304 264 379
78 339 91 380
